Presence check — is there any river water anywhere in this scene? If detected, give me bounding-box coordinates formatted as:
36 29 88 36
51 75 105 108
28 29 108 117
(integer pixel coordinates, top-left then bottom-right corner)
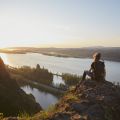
21 86 58 109
0 53 120 109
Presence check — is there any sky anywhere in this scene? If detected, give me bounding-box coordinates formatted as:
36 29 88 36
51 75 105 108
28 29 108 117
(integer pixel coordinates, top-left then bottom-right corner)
0 0 120 48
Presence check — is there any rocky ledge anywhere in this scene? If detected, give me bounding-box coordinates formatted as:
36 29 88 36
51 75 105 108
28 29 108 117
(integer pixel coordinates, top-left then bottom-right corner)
49 79 120 120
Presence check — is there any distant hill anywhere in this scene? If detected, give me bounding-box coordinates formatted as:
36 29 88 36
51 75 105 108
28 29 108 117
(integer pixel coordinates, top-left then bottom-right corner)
2 47 120 62
0 58 41 116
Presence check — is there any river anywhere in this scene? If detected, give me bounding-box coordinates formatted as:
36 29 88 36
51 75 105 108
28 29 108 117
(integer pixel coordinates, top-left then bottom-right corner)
21 85 58 109
0 53 119 109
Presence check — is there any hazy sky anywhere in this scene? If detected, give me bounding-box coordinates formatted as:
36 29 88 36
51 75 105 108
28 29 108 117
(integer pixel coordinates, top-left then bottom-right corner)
0 0 120 48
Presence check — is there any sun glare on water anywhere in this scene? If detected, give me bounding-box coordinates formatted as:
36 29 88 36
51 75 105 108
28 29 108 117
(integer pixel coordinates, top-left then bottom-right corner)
0 53 10 65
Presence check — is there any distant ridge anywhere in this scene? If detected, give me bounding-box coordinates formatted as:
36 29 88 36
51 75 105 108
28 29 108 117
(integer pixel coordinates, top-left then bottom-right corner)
1 46 120 62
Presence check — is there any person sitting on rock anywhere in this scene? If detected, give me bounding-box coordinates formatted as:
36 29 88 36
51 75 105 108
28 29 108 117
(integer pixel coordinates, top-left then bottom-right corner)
82 52 106 82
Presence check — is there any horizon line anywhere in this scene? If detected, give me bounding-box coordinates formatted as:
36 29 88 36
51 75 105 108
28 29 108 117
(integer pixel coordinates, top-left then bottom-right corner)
1 46 120 49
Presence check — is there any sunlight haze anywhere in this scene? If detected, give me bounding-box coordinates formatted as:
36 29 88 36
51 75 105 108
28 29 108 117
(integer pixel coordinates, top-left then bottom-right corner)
0 0 120 48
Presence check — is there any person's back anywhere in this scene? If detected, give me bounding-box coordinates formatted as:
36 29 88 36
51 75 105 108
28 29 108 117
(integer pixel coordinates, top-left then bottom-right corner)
91 60 105 81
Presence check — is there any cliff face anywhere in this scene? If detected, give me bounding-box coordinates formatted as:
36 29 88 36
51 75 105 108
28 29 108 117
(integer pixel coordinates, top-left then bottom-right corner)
48 79 120 120
0 58 41 116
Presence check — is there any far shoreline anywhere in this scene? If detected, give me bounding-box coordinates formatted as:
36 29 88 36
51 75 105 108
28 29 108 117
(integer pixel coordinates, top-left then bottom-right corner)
0 51 120 63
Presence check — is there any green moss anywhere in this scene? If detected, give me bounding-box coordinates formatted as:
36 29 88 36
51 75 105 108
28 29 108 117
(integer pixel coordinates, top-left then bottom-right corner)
18 112 31 120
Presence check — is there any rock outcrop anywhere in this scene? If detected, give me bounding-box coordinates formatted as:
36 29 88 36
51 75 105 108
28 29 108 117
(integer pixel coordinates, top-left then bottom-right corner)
0 58 41 116
48 79 120 120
